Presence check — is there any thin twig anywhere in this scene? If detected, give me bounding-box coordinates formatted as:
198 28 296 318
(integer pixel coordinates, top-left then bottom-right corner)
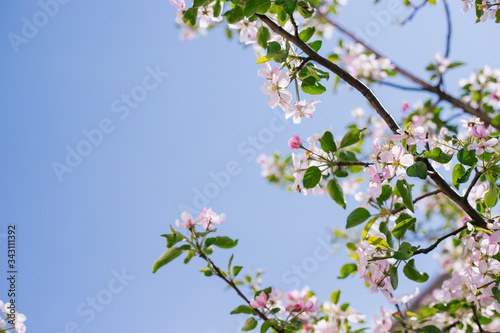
314 11 494 128
400 0 429 25
471 303 485 333
378 80 424 91
199 253 285 333
412 225 467 255
391 189 442 215
464 168 482 199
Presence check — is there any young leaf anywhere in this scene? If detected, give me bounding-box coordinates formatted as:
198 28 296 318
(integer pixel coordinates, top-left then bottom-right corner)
152 247 184 273
338 263 357 279
327 178 346 209
331 290 341 304
406 161 428 180
346 207 371 229
393 241 413 260
392 218 417 240
396 180 414 213
299 27 315 42
339 128 364 149
230 305 254 315
205 236 238 249
423 147 453 164
320 131 337 153
367 236 389 248
256 26 270 48
303 166 322 189
242 317 258 331
403 259 429 283
389 266 398 290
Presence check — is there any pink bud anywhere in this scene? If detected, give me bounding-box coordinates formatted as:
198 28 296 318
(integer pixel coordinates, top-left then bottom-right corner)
288 135 302 150
492 92 499 100
401 101 409 112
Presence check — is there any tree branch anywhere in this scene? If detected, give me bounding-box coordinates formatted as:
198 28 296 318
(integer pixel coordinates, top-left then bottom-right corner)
464 168 482 200
391 189 442 215
257 14 488 229
199 252 285 333
413 225 467 255
314 12 494 128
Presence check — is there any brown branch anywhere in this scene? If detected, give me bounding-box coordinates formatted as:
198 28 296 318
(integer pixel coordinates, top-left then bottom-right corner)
257 14 488 229
464 169 482 200
412 225 467 255
471 303 485 333
333 161 373 167
443 0 452 59
314 12 494 128
199 253 285 333
391 189 442 215
400 0 429 25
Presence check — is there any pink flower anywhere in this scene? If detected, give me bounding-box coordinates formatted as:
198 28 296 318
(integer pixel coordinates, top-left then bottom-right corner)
467 137 498 155
470 124 493 138
364 165 382 198
196 207 226 229
373 307 392 333
260 67 292 109
380 145 414 180
175 211 196 229
250 287 276 308
285 99 320 124
288 135 302 149
390 126 427 146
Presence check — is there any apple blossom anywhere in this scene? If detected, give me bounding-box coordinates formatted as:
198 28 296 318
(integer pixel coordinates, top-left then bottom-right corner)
380 145 414 180
288 135 302 149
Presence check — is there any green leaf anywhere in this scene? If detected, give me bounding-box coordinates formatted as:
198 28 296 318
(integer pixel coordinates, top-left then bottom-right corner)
362 216 378 239
242 317 258 331
403 259 429 283
213 1 222 17
346 207 371 229
389 266 398 290
376 185 392 205
406 161 428 180
308 40 322 52
485 180 498 208
379 221 394 249
396 180 414 213
423 147 453 164
327 178 346 209
320 131 336 153
274 0 296 15
452 164 471 189
193 0 211 7
182 7 198 26
393 241 413 260
266 41 281 56
233 266 243 277
367 236 389 248
152 246 184 273
163 232 183 248
339 128 364 149
256 26 270 48
205 236 238 249
230 305 254 314
416 326 441 333
300 77 326 95
244 0 271 17
331 290 341 304
261 320 272 333
457 147 478 166
298 27 315 42
303 166 322 189
392 218 417 240
338 263 357 279
224 6 244 24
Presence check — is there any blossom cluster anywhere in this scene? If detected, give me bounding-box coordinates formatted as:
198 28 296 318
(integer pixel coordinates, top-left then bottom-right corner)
462 0 499 22
333 43 395 83
0 300 27 333
460 66 500 110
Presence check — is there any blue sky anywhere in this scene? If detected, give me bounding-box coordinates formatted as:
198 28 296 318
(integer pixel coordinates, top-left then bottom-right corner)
1 1 500 332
